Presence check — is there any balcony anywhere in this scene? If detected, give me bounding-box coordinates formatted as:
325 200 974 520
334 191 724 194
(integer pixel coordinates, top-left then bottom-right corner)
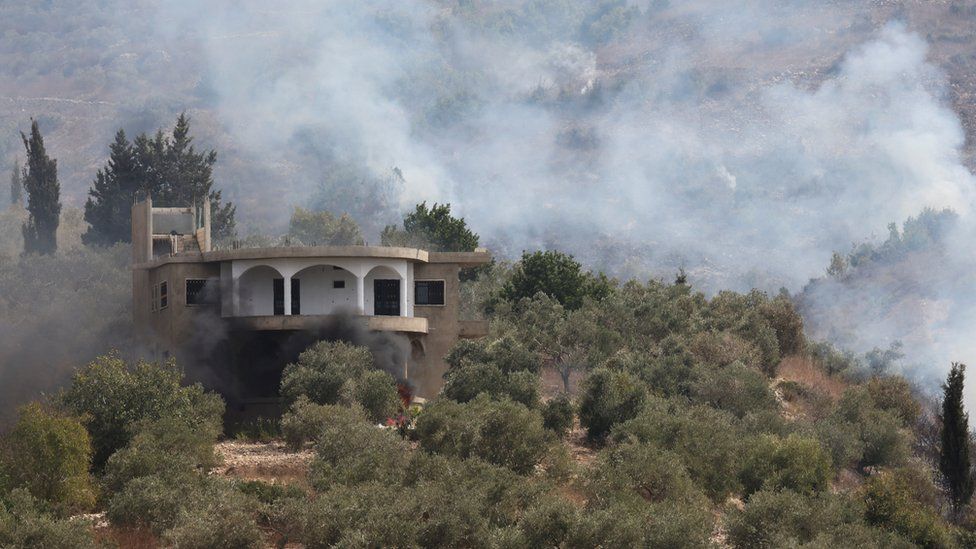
228 314 428 334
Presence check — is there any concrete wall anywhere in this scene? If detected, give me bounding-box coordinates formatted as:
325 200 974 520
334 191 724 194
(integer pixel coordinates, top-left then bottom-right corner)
238 265 281 316
293 265 357 315
411 262 463 397
143 262 222 349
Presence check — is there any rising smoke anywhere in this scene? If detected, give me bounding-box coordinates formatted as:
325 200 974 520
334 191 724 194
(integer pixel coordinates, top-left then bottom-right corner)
4 1 976 404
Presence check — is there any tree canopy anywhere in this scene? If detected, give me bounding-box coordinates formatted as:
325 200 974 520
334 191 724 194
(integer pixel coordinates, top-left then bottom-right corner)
20 120 60 255
501 250 612 310
381 202 479 252
288 207 364 246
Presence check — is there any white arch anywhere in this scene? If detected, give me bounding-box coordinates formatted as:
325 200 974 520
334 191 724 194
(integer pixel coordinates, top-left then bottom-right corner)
238 265 283 316
364 265 404 316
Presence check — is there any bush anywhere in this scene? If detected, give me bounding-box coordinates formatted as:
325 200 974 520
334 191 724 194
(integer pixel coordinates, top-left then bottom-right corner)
500 250 612 310
101 415 221 494
863 468 954 548
415 397 550 474
107 473 200 534
0 489 96 549
518 496 576 547
164 481 262 549
727 489 886 548
740 435 832 496
280 396 334 450
578 367 646 441
342 369 400 423
279 341 373 406
586 442 704 507
689 362 779 418
865 376 921 428
59 353 224 468
834 388 910 468
541 394 574 436
309 405 409 488
442 362 539 408
0 403 94 513
612 398 744 501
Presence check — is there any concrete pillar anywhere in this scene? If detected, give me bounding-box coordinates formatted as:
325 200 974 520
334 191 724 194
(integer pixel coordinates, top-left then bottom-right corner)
355 275 365 315
399 276 407 317
283 274 292 315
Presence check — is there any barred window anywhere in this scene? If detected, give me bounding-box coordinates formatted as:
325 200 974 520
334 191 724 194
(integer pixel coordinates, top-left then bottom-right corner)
186 279 216 306
159 281 168 309
415 280 445 305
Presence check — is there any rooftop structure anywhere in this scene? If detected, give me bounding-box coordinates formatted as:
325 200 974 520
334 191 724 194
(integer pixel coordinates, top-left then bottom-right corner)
131 197 490 405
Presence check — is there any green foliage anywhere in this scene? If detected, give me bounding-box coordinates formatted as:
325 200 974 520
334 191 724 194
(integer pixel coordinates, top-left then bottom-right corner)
341 369 400 423
0 489 95 549
101 415 221 494
442 361 539 408
280 396 334 450
0 403 94 513
501 250 612 310
20 119 60 255
288 207 364 246
132 113 236 238
106 472 201 534
612 398 744 501
727 489 908 549
279 341 386 409
59 353 224 468
689 362 779 418
309 404 409 488
381 202 479 252
578 367 646 441
740 435 832 496
82 129 142 246
415 397 550 474
941 362 974 517
835 387 911 468
163 481 262 549
541 394 574 436
864 468 955 548
759 293 807 355
866 375 921 427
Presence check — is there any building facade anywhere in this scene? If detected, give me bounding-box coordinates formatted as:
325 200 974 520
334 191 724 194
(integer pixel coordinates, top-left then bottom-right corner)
131 198 489 402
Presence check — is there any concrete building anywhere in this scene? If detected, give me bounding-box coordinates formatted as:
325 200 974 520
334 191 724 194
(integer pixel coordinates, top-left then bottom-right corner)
131 197 490 403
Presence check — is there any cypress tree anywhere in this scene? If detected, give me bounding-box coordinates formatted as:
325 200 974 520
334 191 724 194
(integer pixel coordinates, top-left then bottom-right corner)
20 120 60 255
9 160 21 207
82 129 142 245
940 362 974 518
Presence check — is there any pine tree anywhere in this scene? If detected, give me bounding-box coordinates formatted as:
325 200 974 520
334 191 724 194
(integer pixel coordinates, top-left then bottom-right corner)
9 160 22 207
133 113 236 239
940 362 974 519
82 130 142 246
20 120 60 255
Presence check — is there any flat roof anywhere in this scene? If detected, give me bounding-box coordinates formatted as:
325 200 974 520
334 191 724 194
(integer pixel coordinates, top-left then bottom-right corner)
132 245 491 270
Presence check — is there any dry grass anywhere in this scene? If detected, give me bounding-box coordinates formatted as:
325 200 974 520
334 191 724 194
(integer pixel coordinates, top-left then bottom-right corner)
778 355 848 401
214 440 313 486
94 524 159 549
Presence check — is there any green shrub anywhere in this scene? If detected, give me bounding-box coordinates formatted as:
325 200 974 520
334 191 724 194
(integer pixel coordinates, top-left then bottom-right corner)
586 442 704 507
689 361 778 418
541 394 574 436
107 473 200 533
234 480 305 506
740 435 832 496
578 367 647 441
280 396 334 450
727 489 875 548
612 398 744 501
342 369 399 423
416 397 549 474
59 353 224 468
863 468 955 548
758 294 806 355
309 405 408 488
102 415 220 494
164 481 262 549
865 376 921 428
814 418 866 471
442 361 539 408
0 489 95 549
279 341 373 406
518 496 576 547
1 403 94 513
834 387 910 468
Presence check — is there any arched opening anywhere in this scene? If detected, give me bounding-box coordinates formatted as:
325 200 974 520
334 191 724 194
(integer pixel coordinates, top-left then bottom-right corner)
364 265 403 316
238 265 283 316
291 264 357 315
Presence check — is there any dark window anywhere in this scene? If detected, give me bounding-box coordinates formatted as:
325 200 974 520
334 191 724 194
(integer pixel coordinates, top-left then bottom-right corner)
374 279 400 316
415 280 445 305
273 278 284 315
333 280 346 289
185 279 217 306
291 278 301 315
159 281 168 309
